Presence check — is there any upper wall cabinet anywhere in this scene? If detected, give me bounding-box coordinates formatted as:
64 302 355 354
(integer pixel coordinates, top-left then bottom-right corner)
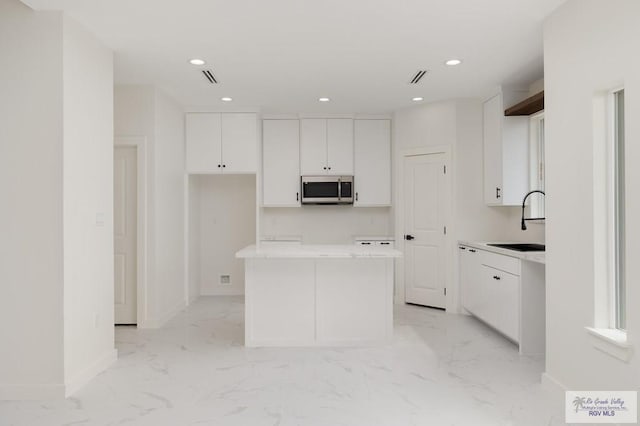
354 119 391 206
300 118 354 175
483 94 529 205
185 112 257 174
262 119 301 207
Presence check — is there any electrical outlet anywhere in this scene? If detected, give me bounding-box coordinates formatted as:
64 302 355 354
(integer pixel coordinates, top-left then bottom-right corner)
220 275 231 285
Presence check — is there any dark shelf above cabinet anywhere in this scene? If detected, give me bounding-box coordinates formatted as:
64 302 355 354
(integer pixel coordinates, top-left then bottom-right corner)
504 91 544 116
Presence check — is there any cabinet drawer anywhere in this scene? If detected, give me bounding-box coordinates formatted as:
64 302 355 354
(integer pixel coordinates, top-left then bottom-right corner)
480 250 520 275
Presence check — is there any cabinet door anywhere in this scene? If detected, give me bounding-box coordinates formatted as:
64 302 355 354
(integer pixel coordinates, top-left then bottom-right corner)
262 120 301 207
326 119 354 175
300 119 327 175
221 113 257 173
475 264 499 328
185 113 222 173
316 259 389 343
493 270 520 342
460 247 481 314
483 94 503 204
354 119 391 206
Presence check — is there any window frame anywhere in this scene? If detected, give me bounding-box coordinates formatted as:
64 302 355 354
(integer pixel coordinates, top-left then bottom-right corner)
608 87 626 331
529 111 545 219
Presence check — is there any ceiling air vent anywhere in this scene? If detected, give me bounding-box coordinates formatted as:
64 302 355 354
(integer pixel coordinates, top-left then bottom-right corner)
409 70 428 84
202 69 218 84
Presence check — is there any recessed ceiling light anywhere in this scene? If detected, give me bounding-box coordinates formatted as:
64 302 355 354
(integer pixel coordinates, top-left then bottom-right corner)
318 97 330 102
412 97 424 102
445 59 462 66
189 58 206 66
221 97 232 102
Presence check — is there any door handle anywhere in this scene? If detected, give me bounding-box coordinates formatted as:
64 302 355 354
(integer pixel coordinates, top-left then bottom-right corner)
405 234 415 241
493 275 501 280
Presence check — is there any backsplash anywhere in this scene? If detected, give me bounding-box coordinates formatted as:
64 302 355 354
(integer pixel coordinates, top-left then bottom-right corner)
260 206 392 244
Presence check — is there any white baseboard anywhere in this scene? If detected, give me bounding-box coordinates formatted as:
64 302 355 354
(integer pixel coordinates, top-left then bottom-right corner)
65 349 118 397
541 372 567 398
138 300 186 329
0 383 65 400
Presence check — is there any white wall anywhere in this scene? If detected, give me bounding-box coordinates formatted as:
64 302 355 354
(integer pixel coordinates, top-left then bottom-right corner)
62 14 116 394
1 0 117 399
114 86 186 327
543 0 639 391
154 90 187 315
0 0 65 399
261 207 392 244
195 175 256 295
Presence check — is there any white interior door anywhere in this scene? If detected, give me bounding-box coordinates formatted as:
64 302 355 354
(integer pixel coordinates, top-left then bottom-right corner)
114 146 137 324
404 153 448 308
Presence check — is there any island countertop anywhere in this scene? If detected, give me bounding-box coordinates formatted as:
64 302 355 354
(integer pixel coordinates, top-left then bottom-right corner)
236 244 402 259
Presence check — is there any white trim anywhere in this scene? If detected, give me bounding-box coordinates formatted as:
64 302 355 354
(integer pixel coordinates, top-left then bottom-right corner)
585 327 632 362
0 384 65 401
395 145 453 310
541 372 568 401
114 136 148 327
64 349 118 397
183 173 192 305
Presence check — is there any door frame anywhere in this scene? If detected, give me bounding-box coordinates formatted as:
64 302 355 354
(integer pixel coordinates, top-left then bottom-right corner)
114 136 148 326
395 145 453 311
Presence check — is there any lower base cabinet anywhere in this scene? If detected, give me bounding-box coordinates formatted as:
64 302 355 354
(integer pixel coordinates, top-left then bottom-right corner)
244 257 394 346
460 245 520 343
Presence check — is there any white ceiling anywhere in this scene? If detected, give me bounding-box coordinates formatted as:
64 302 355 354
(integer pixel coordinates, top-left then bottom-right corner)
22 0 565 113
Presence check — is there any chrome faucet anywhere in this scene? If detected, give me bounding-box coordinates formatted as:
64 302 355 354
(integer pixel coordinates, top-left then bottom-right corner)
521 190 546 230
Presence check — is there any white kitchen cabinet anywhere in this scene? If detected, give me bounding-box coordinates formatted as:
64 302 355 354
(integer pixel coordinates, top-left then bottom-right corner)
300 118 353 175
221 113 258 173
185 112 257 174
460 245 520 343
354 119 391 206
185 113 222 173
459 246 482 318
262 119 301 207
483 93 529 205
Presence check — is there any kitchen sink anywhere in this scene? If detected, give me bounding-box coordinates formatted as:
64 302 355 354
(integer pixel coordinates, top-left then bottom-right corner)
486 243 545 252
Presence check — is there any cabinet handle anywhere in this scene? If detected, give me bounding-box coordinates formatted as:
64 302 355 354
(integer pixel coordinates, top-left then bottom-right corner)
222 164 226 168
496 187 501 199
493 275 501 280
323 166 327 170
459 246 466 250
296 192 299 201
469 249 476 253
361 242 371 245
356 192 359 201
380 242 390 245
328 166 331 170
218 164 221 168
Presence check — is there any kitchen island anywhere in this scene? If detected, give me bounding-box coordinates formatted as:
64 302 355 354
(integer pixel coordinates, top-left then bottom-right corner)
236 244 402 347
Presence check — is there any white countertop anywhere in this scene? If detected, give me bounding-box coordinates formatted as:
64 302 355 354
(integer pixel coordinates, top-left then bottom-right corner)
236 244 402 259
458 241 546 264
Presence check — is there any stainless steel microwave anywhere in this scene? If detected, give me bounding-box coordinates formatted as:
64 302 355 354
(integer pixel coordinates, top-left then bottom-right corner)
301 176 354 204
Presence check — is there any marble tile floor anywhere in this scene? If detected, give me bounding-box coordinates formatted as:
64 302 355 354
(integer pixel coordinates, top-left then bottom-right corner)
0 296 567 426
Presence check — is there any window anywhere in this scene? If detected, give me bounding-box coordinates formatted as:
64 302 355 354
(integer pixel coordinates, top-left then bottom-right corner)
612 89 625 330
529 112 545 218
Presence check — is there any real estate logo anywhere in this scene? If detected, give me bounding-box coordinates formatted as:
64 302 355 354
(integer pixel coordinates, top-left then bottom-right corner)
566 391 637 423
